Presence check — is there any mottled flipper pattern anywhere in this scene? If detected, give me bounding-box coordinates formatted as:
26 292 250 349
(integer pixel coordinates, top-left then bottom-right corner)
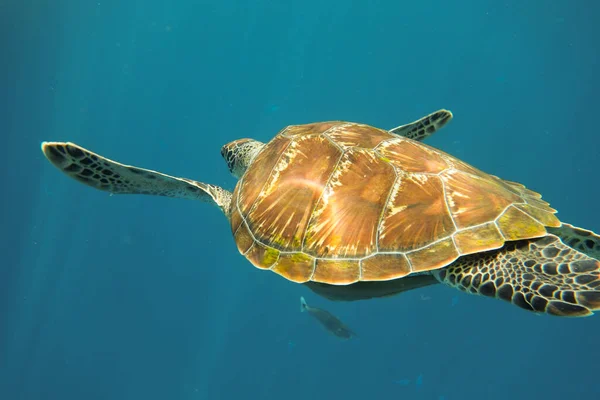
548 223 600 261
389 109 453 142
434 235 600 316
41 142 232 213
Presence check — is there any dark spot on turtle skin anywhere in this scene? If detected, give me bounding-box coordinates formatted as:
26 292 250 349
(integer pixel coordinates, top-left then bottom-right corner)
532 236 554 247
561 291 576 304
448 274 456 285
539 284 559 297
495 277 505 287
461 275 472 287
512 292 534 311
531 281 542 291
542 246 560 258
572 259 600 273
66 145 85 158
426 125 435 133
64 163 81 173
558 263 571 274
44 146 64 164
546 301 589 317
522 273 535 280
575 274 597 285
479 281 496 297
542 263 558 275
80 169 94 177
472 273 482 288
146 174 156 180
525 292 535 302
100 178 109 184
90 154 99 161
531 296 549 312
568 239 581 248
80 157 93 166
102 169 113 176
497 284 514 301
588 280 600 289
559 249 571 257
585 239 595 249
55 145 67 155
578 291 600 309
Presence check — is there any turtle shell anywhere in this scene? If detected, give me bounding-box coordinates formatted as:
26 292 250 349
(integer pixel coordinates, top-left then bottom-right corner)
229 122 560 285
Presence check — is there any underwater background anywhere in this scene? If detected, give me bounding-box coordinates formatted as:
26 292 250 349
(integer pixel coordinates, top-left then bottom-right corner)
2 1 599 399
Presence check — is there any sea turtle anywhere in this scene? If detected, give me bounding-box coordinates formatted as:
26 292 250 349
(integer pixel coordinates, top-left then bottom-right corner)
41 109 600 317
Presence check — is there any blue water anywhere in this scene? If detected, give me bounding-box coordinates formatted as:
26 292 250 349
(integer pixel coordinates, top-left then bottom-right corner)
2 1 599 399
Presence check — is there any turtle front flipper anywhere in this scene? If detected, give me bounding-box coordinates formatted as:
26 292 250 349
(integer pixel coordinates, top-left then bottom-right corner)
41 142 232 214
548 223 600 261
434 235 600 317
389 109 453 142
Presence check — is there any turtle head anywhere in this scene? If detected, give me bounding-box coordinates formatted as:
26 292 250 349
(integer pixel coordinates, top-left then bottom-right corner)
221 139 264 179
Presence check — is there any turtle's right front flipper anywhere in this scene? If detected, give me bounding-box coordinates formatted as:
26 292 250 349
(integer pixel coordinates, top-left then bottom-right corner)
41 142 232 214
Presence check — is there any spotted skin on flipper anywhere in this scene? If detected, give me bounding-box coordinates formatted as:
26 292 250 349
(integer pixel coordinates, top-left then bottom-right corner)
434 235 600 316
41 141 232 213
389 109 453 141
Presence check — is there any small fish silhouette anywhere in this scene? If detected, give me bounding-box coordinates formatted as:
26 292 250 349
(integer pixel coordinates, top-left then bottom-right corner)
300 296 356 340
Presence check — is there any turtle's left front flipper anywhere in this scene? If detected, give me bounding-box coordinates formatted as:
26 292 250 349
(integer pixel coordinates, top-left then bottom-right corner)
41 141 232 214
433 235 600 317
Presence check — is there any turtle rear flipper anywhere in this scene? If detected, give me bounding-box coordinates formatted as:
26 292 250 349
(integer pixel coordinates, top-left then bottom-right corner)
434 235 600 317
41 142 232 214
389 109 453 141
548 223 600 261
